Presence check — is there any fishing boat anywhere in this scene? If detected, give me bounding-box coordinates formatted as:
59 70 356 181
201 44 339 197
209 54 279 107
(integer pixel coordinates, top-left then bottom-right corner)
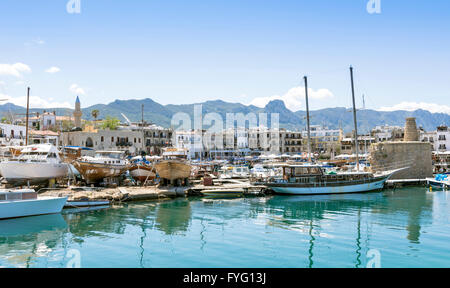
128 156 156 183
154 148 191 181
73 151 128 184
0 144 69 185
260 165 403 195
0 189 67 220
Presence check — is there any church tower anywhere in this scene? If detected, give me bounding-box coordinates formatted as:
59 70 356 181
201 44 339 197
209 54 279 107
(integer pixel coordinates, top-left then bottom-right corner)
73 96 82 128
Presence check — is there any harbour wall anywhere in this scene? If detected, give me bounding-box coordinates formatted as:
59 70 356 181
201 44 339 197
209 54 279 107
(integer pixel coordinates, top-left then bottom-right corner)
369 141 433 180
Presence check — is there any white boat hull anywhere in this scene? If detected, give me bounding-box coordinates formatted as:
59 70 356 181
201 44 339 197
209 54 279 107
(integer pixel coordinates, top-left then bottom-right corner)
269 177 388 195
0 162 69 184
0 197 68 220
129 166 156 182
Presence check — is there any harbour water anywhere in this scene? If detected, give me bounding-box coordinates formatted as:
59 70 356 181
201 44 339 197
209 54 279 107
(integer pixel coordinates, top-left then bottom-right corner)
1 187 449 268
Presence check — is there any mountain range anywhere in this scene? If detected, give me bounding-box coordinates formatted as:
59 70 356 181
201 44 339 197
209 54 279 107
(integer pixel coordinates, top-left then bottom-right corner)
1 99 449 133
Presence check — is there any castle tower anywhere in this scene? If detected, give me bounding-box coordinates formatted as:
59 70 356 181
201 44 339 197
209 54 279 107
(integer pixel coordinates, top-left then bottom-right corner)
73 96 82 128
404 117 419 141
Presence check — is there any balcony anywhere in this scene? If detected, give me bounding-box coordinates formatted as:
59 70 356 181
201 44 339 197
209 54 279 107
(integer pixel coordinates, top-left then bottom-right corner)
116 142 133 147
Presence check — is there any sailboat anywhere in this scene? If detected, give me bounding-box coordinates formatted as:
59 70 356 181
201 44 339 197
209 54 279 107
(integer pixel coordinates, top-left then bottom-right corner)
262 67 405 195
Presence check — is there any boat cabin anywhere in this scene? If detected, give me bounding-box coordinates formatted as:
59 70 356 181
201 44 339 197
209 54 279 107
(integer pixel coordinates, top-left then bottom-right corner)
0 190 37 202
13 144 62 163
162 148 189 160
280 165 373 184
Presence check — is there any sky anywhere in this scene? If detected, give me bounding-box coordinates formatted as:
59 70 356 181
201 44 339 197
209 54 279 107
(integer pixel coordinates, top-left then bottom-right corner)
0 0 449 113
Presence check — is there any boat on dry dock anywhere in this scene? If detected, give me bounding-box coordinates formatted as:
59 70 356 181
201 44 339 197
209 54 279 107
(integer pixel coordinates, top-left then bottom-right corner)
128 156 156 183
0 144 69 185
73 151 128 184
154 148 191 183
0 189 67 220
259 164 404 195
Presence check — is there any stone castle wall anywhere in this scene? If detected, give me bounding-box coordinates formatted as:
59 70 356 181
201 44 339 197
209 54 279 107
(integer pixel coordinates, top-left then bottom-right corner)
369 141 433 180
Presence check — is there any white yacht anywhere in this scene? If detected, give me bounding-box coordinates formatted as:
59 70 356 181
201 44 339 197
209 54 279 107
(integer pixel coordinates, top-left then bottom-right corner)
0 144 69 185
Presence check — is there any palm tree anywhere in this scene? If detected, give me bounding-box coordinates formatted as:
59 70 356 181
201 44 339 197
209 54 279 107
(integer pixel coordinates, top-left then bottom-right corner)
91 109 100 121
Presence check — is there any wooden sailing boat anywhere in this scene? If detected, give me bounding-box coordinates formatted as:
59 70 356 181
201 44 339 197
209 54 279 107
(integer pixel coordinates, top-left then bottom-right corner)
73 151 128 184
129 156 156 182
154 148 191 181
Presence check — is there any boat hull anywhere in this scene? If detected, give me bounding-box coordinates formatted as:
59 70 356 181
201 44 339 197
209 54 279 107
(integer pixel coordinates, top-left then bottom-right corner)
74 161 127 184
0 162 69 184
267 177 388 195
129 165 156 182
0 197 68 220
154 161 191 181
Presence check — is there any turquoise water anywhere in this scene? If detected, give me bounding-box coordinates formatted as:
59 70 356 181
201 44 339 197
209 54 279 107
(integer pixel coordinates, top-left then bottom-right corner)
1 187 450 268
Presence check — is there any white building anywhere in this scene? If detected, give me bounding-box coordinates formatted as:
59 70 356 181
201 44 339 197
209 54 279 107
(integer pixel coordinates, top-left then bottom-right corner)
436 125 450 152
371 125 404 142
0 123 27 146
175 130 204 159
301 125 342 154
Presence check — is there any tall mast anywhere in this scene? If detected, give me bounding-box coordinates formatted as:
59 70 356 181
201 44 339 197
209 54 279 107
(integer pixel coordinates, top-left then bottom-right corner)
25 87 30 146
350 66 360 171
141 104 145 154
304 76 312 163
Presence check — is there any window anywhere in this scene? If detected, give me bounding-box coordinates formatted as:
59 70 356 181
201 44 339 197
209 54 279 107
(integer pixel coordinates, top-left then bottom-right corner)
101 136 104 142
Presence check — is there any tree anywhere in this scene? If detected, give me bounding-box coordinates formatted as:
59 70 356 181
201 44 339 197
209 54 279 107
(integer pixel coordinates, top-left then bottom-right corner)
101 116 120 130
91 109 100 121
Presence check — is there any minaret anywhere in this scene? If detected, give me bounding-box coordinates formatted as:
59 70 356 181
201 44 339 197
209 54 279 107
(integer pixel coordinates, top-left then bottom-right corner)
73 96 82 128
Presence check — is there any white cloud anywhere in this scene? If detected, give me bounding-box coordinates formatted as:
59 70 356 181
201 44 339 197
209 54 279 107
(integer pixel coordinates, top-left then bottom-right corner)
249 86 334 111
0 63 32 77
0 93 73 109
25 38 46 47
45 66 61 74
378 102 450 115
69 84 85 95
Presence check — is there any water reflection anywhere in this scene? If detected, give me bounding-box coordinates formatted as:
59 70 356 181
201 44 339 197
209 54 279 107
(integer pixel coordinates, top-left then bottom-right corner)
0 187 443 268
258 189 434 267
155 199 192 235
0 214 67 268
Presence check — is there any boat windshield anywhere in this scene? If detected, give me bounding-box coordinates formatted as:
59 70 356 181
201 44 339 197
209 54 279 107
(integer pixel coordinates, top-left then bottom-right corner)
96 153 122 159
18 152 48 160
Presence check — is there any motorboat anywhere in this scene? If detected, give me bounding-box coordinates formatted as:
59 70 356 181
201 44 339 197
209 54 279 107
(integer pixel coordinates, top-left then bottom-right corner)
0 144 69 185
0 189 67 220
